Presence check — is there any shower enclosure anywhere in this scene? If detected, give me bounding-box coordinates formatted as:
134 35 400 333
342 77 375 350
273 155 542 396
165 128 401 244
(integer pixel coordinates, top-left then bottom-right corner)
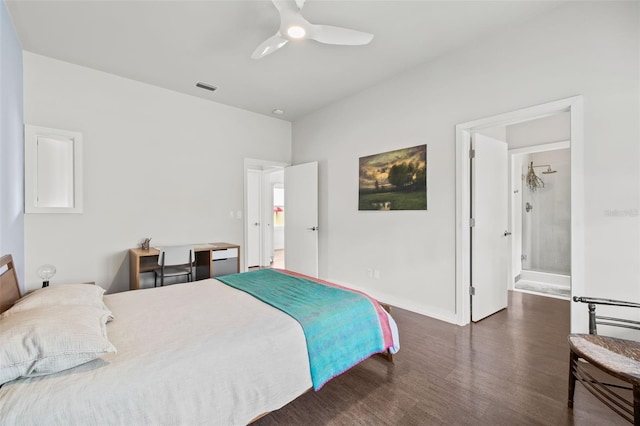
517 148 571 297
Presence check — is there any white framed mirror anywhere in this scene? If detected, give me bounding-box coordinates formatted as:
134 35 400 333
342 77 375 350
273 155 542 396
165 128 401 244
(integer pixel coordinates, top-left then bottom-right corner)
24 125 83 214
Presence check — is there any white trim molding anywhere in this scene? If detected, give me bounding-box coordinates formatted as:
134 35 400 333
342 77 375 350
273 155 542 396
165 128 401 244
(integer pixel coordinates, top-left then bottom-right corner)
455 96 584 327
24 125 83 214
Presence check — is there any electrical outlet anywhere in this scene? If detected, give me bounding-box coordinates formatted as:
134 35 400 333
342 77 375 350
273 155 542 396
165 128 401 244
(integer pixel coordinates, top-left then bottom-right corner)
373 269 380 279
366 268 373 278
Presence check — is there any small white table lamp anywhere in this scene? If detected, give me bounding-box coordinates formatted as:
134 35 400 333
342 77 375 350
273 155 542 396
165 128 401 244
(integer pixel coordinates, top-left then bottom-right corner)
37 264 56 288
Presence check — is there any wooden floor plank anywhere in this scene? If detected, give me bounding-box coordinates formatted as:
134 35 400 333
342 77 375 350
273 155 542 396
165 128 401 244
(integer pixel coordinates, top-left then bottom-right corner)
254 290 627 425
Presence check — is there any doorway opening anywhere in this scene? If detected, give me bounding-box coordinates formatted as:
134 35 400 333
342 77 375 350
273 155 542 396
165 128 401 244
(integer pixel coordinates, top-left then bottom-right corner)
244 159 288 272
244 160 319 277
510 140 571 300
272 183 285 269
455 96 584 328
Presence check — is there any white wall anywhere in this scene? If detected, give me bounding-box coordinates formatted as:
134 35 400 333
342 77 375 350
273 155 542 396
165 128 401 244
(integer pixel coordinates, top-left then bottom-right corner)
23 53 291 293
477 126 506 142
507 112 570 149
292 2 640 325
0 0 25 291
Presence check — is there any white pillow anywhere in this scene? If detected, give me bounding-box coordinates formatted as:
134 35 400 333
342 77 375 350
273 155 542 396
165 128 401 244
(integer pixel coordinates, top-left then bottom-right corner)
5 284 111 317
0 305 116 385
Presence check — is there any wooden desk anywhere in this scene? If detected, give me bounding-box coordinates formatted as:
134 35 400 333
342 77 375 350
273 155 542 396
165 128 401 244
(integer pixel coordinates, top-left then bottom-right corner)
129 242 240 290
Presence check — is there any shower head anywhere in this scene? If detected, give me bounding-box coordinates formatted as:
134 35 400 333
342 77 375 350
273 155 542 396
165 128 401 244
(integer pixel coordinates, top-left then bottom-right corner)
542 166 556 174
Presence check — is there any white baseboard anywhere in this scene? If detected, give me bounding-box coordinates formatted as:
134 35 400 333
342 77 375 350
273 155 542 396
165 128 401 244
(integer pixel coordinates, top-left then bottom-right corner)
520 270 570 288
327 278 459 325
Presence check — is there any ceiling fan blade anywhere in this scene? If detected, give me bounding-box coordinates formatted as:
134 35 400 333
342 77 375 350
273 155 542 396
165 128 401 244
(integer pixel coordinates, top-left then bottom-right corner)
310 25 374 46
272 0 299 15
251 33 289 59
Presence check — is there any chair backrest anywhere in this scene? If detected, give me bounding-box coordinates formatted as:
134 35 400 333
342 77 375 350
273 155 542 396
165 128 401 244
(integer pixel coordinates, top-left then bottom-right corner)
573 296 640 335
157 245 194 267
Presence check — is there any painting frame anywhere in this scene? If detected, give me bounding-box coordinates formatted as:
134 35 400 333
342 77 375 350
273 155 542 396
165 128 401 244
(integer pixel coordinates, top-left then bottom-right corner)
358 144 427 211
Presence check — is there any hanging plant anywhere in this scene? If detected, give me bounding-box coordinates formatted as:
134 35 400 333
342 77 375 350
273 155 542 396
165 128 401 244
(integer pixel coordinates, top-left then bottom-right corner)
525 162 544 191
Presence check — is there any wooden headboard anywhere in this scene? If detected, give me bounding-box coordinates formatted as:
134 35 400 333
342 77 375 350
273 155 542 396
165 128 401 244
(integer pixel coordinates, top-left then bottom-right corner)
0 254 21 313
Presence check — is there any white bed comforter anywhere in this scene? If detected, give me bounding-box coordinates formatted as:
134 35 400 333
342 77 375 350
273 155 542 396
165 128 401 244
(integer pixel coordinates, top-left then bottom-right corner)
0 279 312 425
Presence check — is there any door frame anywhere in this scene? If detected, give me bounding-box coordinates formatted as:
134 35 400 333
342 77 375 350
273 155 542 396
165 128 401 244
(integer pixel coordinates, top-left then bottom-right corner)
455 96 584 327
243 158 289 272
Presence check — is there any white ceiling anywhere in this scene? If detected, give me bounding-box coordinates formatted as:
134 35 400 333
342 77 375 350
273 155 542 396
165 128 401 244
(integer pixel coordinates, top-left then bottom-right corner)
6 0 564 121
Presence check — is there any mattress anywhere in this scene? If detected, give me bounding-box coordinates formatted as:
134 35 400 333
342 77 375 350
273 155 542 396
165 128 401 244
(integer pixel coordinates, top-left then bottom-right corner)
0 279 312 425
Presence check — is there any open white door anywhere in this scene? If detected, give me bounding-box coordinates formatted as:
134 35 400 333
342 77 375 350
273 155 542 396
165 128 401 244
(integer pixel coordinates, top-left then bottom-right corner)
246 169 261 268
284 162 318 277
471 133 509 321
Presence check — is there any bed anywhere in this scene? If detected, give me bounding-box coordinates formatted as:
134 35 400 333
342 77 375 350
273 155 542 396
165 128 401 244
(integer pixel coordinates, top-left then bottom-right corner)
0 254 399 425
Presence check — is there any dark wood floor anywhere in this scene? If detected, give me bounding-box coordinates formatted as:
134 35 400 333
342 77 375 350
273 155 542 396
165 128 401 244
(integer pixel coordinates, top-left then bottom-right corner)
254 291 627 425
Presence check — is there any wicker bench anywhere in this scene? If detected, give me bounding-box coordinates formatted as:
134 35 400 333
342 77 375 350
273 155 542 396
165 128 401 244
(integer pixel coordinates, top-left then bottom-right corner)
569 297 640 424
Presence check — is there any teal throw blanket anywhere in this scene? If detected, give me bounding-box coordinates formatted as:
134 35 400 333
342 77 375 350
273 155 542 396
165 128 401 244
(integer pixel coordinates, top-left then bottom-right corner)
217 269 385 390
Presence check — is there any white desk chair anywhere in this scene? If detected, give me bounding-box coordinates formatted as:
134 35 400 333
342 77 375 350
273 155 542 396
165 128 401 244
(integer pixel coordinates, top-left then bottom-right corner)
154 246 195 287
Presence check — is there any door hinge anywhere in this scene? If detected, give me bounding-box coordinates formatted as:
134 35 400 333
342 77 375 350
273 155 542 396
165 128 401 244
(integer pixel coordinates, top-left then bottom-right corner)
469 149 475 159
469 218 475 227
470 286 476 296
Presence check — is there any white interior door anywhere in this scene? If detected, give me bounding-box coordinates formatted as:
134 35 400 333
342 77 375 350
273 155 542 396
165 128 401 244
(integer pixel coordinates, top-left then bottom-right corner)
284 162 318 277
246 169 261 268
471 133 509 321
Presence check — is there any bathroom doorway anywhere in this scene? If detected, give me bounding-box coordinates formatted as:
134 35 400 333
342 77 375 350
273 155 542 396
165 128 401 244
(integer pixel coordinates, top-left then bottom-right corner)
456 96 584 326
510 141 571 299
474 112 572 305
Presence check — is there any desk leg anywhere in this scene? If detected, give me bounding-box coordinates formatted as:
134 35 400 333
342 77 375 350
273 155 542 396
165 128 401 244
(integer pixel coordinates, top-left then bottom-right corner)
129 253 140 291
195 250 212 280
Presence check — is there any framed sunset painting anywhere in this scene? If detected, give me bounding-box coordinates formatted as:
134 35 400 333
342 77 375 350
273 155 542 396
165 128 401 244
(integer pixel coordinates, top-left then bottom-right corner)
358 144 427 211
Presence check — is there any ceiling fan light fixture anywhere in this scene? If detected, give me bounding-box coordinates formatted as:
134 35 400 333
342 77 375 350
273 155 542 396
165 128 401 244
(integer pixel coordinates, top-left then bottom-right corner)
287 25 306 39
251 0 374 59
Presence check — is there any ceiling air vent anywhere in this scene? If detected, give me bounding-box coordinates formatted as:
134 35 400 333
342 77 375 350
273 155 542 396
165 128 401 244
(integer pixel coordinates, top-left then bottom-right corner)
196 82 217 92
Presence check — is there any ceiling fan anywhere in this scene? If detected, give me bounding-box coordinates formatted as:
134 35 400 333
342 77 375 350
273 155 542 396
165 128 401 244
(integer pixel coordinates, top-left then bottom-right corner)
251 0 374 60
